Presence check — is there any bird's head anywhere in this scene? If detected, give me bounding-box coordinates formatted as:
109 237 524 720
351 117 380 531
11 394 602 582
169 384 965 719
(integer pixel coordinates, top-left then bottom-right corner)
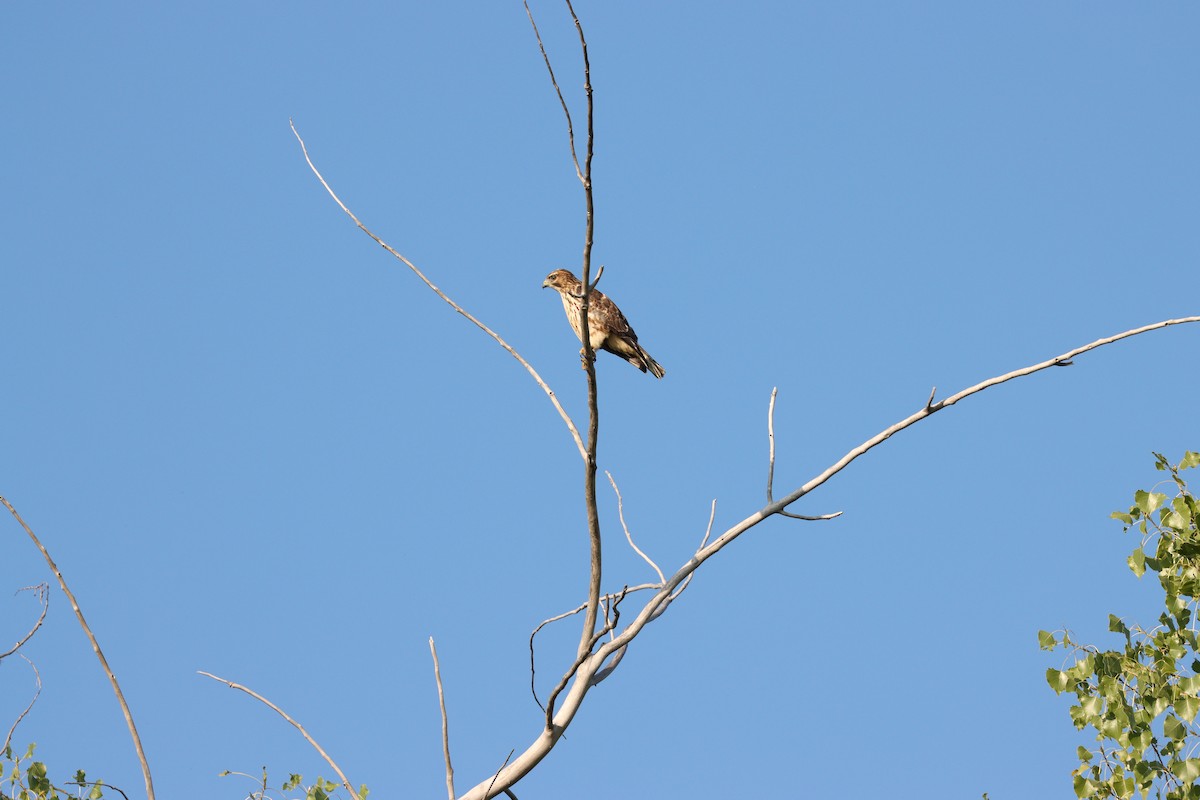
542 269 578 292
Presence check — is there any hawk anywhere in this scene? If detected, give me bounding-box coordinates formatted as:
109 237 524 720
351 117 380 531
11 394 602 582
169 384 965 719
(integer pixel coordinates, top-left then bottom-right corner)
542 269 665 379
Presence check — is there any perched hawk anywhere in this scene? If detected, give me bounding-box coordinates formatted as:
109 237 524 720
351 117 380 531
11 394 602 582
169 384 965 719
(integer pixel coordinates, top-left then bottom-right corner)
542 269 665 379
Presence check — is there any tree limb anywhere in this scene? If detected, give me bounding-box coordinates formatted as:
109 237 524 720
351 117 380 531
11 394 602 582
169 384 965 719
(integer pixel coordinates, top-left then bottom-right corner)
457 315 1200 800
429 637 454 800
288 120 586 463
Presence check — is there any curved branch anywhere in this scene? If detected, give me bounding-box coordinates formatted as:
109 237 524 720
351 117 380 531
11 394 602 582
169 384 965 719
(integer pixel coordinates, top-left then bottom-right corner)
289 121 586 462
606 471 665 583
0 583 49 661
1 496 155 800
198 670 360 800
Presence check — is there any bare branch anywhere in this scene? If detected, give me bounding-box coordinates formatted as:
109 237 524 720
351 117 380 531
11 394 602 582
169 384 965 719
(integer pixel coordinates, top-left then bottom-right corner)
522 0 583 184
1 583 49 660
458 316 1200 800
588 264 604 290
766 386 778 502
751 316 1200 532
523 0 602 662
606 471 665 583
429 637 454 800
528 584 658 711
1 496 155 800
2 654 41 754
698 499 717 552
198 670 360 800
545 586 627 733
778 510 844 521
765 390 842 521
289 121 586 463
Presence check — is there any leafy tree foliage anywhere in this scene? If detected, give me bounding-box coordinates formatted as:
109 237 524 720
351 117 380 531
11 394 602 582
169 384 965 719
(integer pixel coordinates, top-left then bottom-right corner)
1042 451 1200 799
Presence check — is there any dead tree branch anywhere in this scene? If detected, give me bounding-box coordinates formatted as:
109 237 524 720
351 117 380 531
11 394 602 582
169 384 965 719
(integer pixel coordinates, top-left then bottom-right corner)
606 471 665 583
766 387 842 521
457 315 1200 800
522 0 603 664
2 654 41 754
1 496 155 800
289 121 585 463
429 637 454 800
198 670 360 800
1 583 49 661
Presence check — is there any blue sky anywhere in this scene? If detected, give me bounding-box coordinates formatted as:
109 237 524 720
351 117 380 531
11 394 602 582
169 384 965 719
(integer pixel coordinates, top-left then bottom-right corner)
2 2 1198 798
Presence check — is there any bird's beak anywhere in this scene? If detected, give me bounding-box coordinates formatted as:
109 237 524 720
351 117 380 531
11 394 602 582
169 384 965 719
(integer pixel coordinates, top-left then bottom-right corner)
541 279 551 289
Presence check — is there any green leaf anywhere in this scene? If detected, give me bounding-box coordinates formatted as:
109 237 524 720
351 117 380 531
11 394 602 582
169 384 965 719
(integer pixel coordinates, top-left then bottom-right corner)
1038 630 1058 649
1177 694 1200 723
1171 757 1200 783
1047 668 1070 694
1137 490 1169 515
1112 511 1134 525
1077 745 1093 762
1127 548 1146 577
1165 715 1187 740
1181 451 1200 470
1109 615 1130 635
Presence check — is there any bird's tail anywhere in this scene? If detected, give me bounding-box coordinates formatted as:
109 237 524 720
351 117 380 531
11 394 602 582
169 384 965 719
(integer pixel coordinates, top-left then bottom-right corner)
640 348 665 379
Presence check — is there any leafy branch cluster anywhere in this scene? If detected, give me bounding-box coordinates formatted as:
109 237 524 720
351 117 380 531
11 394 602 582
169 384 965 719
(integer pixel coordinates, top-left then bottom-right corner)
1042 451 1200 800
1 744 115 800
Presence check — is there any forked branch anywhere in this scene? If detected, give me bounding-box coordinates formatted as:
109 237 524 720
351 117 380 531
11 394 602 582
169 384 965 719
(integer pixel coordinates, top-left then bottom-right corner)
458 315 1200 800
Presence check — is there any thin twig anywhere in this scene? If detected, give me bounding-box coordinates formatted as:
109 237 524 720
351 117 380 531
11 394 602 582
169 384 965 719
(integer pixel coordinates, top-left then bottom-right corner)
429 637 454 800
198 671 360 800
767 387 778 502
1 583 49 660
765 389 842 521
289 120 586 462
2 654 40 753
528 584 658 711
484 749 516 800
606 471 664 583
522 0 583 183
1 496 155 800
